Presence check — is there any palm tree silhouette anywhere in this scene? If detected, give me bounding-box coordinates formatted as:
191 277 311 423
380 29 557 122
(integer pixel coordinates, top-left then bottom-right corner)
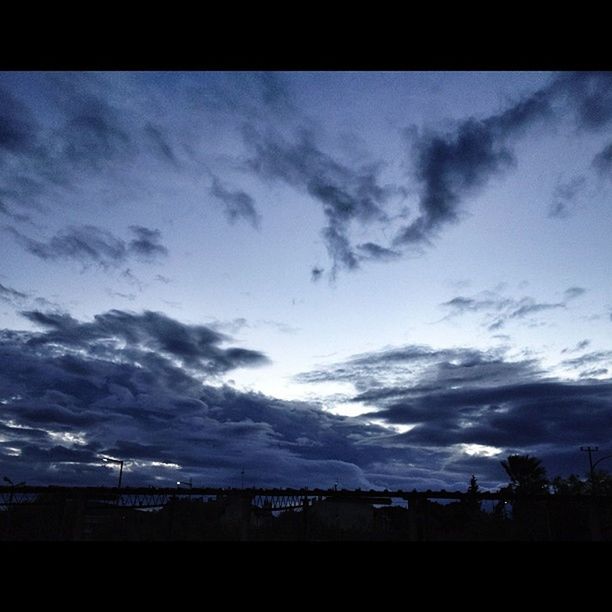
500 454 548 495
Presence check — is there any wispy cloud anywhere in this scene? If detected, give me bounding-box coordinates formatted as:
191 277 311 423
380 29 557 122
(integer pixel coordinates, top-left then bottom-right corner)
561 339 591 354
311 266 324 282
564 286 587 300
592 142 612 177
243 126 391 276
395 72 612 248
210 176 261 228
2 72 612 277
440 286 586 330
127 225 168 260
0 282 29 311
548 176 586 219
0 281 62 313
6 224 168 269
356 242 402 262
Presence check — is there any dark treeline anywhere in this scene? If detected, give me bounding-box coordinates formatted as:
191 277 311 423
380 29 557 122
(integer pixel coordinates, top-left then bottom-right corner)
2 454 612 541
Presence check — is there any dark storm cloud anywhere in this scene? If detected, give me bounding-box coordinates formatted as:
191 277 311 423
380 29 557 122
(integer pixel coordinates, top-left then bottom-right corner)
21 308 269 373
3 313 610 487
592 142 612 177
366 380 612 451
6 224 168 268
0 310 437 489
243 125 390 275
548 175 586 218
210 176 261 228
395 72 612 247
297 341 612 481
440 286 582 330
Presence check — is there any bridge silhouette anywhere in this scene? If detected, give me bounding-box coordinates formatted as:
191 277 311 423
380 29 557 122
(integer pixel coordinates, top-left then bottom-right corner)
0 484 594 510
2 485 610 540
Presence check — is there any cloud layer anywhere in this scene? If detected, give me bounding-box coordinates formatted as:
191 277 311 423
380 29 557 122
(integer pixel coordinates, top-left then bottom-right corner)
2 72 612 277
2 306 610 489
297 342 612 480
0 308 426 489
396 72 612 247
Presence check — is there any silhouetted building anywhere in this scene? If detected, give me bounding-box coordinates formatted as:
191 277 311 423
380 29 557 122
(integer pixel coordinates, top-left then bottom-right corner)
310 498 374 531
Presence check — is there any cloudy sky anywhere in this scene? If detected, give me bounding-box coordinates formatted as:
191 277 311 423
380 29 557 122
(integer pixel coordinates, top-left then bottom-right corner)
1 71 611 491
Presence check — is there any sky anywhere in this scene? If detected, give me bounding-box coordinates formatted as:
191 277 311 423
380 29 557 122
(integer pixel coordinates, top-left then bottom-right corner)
1 71 611 491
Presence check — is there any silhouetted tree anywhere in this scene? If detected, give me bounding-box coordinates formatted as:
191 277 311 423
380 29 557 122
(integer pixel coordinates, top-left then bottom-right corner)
467 474 479 496
501 454 548 495
501 454 549 540
553 471 612 495
463 474 481 513
551 474 588 495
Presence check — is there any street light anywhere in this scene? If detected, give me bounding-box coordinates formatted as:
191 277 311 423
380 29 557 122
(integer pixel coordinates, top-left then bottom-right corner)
3 476 25 488
2 477 25 538
3 476 25 505
100 457 124 489
176 479 192 489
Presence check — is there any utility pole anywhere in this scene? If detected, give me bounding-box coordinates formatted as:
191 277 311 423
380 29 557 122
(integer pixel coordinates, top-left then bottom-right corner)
581 446 601 541
581 446 599 492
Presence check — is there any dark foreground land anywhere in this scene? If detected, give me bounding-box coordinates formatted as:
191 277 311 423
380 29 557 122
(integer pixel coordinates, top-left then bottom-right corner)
1 485 610 541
